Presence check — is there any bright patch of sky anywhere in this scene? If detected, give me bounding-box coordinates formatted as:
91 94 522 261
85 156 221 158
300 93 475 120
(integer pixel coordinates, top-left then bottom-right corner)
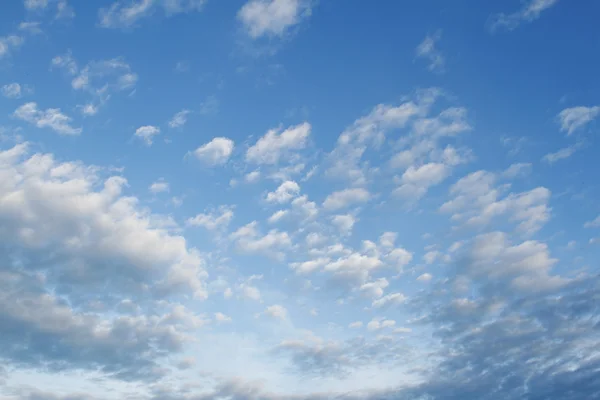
1 0 600 399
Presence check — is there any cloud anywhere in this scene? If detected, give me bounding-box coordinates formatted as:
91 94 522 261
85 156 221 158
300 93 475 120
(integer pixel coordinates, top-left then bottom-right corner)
246 122 311 164
13 102 81 135
263 304 288 320
149 179 169 194
192 137 235 166
99 0 206 29
2 83 26 98
372 293 407 308
502 162 532 178
557 105 600 135
489 0 560 32
0 35 23 58
238 0 312 39
134 125 160 145
0 144 210 379
187 206 234 231
78 103 99 116
359 278 389 299
417 273 433 282
323 188 371 211
266 180 300 203
24 0 48 9
230 221 292 259
331 214 357 236
215 312 232 323
169 109 191 128
584 215 600 228
268 209 288 224
542 143 580 163
416 31 445 73
440 170 551 235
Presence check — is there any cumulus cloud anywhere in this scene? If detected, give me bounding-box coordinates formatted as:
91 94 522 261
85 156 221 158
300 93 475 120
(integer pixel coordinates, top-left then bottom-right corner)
238 0 312 39
2 83 24 98
0 35 24 59
149 179 169 194
322 188 371 211
246 122 310 164
263 304 288 320
192 137 235 166
489 0 560 32
266 180 300 203
13 102 81 135
134 125 160 145
542 143 580 163
230 221 291 260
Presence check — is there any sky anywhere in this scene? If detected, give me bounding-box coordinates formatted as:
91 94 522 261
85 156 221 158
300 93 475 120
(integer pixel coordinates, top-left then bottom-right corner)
1 0 600 399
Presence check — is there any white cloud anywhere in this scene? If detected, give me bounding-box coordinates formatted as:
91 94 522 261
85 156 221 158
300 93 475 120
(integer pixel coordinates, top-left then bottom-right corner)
187 206 234 231
0 35 23 58
264 304 288 320
268 209 288 224
245 170 261 183
18 21 43 35
169 109 191 128
416 31 444 73
215 312 232 323
542 144 580 163
230 221 292 259
367 318 396 331
490 0 560 32
2 83 23 98
393 162 449 201
99 0 206 29
78 103 99 116
246 122 311 164
290 257 330 274
266 180 300 203
134 125 160 146
441 170 551 235
238 0 311 39
372 293 407 308
24 0 48 9
348 321 363 329
0 144 208 302
331 214 357 236
584 215 600 229
557 106 600 135
503 162 532 178
359 278 389 299
13 102 81 135
417 273 433 282
192 137 235 166
149 180 170 194
323 188 371 211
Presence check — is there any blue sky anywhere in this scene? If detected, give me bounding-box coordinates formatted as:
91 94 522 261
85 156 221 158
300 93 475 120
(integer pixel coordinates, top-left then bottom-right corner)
1 0 600 399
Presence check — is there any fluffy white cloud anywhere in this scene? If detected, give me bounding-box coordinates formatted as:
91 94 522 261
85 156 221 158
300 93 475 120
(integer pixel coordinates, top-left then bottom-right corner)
323 188 371 211
246 122 310 164
99 0 206 28
187 206 234 231
331 214 357 235
13 102 81 135
417 273 433 282
367 317 396 331
359 278 389 299
266 180 300 203
238 0 311 39
557 105 600 135
503 162 532 178
0 143 208 303
490 0 559 32
393 162 449 200
192 137 235 166
542 143 580 163
78 103 99 116
169 109 191 128
134 125 160 145
416 31 444 73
